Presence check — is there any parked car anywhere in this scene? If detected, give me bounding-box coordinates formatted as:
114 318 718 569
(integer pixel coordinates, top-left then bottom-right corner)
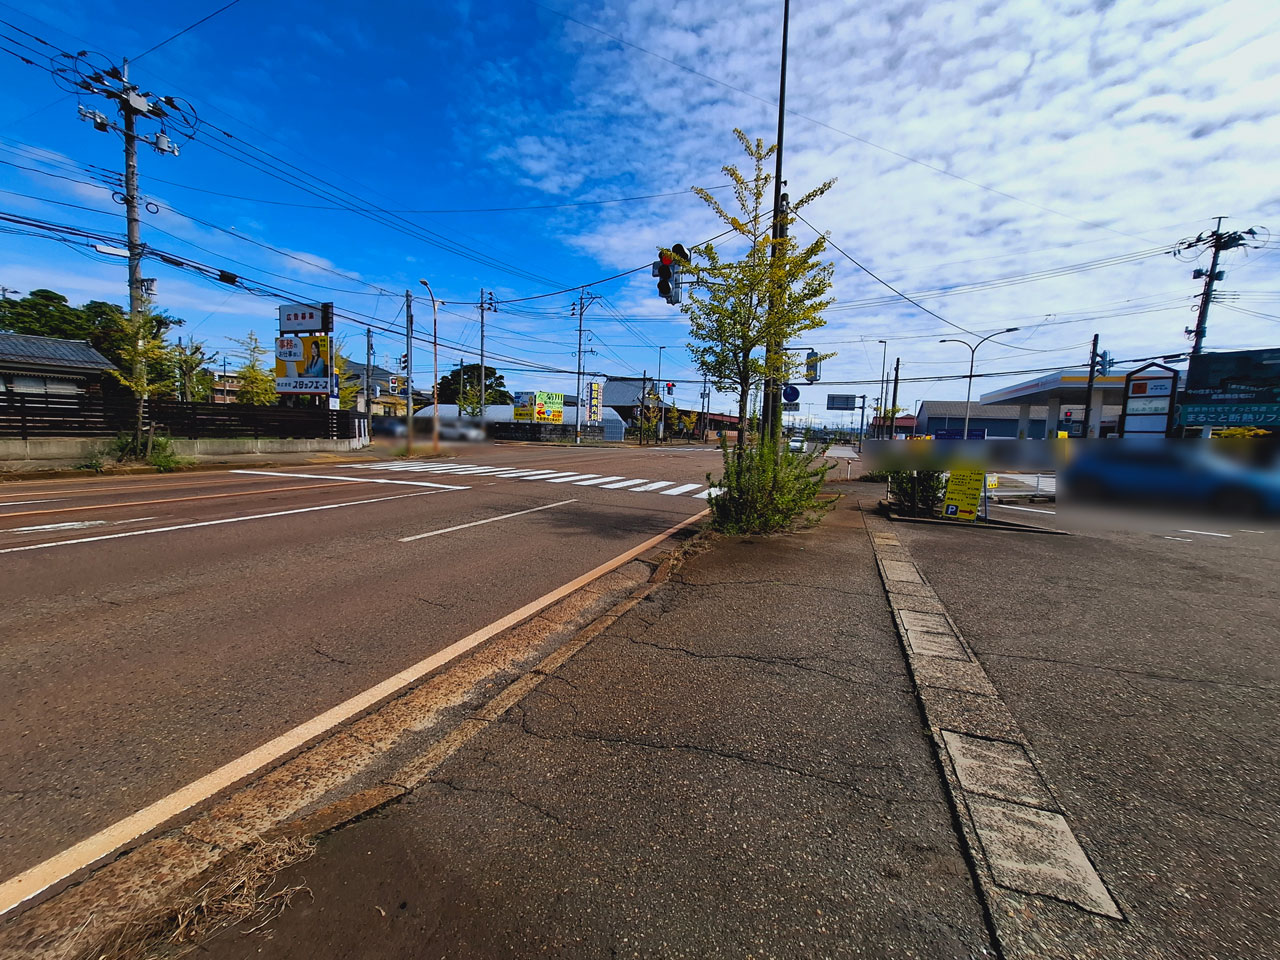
1061 442 1280 517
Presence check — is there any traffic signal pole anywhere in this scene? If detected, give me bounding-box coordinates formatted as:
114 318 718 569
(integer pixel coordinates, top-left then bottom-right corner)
1082 333 1099 439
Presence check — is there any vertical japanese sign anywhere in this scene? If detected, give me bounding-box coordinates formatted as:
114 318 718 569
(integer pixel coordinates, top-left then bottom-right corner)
588 382 603 422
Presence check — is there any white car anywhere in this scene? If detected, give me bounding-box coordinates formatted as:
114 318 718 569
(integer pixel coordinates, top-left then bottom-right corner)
788 436 805 452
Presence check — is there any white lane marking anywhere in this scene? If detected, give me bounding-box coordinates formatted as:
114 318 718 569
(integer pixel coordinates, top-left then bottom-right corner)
0 490 446 556
1177 529 1232 538
572 476 625 486
486 469 541 477
0 507 709 918
398 499 576 542
229 470 466 490
659 483 704 496
601 478 647 489
4 516 160 534
545 473 599 483
519 471 577 481
1164 536 1194 542
446 466 505 475
991 503 1058 515
1240 529 1266 534
0 499 68 507
694 487 724 499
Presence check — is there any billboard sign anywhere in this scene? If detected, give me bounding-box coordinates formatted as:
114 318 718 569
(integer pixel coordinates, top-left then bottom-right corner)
513 391 565 423
826 394 861 411
1179 347 1280 427
1119 362 1178 437
275 334 332 393
278 302 333 333
588 382 603 422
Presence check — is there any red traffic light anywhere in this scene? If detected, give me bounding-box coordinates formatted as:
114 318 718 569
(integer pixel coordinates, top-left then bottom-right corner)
660 252 674 265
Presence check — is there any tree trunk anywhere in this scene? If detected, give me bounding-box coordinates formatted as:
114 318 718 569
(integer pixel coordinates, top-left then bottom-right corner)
736 378 750 453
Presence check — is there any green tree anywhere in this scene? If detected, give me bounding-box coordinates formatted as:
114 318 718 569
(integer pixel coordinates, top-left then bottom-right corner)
172 337 217 402
230 332 278 406
108 300 179 450
679 130 836 451
333 346 362 410
434 364 513 405
677 131 838 533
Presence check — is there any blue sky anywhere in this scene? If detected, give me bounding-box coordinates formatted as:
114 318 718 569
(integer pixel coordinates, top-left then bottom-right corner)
1 0 1278 423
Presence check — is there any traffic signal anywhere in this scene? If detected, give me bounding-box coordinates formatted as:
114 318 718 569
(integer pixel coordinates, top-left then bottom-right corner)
666 382 674 395
652 243 689 305
399 353 408 372
1098 350 1112 376
804 350 821 384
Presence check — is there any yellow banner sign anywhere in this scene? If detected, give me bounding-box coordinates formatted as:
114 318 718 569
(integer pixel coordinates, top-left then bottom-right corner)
942 468 984 521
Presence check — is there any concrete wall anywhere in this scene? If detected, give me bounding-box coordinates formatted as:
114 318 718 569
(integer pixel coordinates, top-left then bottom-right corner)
0 435 366 471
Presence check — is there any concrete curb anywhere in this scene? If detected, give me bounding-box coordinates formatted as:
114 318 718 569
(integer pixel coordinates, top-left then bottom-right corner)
878 501 1069 535
863 504 1125 960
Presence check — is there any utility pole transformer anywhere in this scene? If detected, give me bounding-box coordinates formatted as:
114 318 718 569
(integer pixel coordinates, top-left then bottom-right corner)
1177 217 1267 356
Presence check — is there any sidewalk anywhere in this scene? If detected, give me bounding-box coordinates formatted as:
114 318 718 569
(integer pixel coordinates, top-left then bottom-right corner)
201 489 993 959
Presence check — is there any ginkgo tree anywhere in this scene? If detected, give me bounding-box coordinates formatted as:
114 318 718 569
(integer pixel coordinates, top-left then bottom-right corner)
672 130 838 533
676 129 836 453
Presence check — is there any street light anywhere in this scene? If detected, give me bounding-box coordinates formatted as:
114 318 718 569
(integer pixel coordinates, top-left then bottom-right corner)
877 339 888 438
939 328 1019 439
417 279 441 455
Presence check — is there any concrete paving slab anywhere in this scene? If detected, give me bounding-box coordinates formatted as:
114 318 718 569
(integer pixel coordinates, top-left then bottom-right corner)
942 731 1057 809
967 794 1121 919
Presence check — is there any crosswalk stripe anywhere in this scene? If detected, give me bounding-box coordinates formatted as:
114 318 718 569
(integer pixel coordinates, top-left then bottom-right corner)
631 481 674 492
515 470 567 480
524 471 580 481
572 476 624 486
694 487 723 499
545 473 599 483
600 478 647 489
488 469 539 477
659 483 703 496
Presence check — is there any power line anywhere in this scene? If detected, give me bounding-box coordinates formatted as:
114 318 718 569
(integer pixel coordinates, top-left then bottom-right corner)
131 0 245 62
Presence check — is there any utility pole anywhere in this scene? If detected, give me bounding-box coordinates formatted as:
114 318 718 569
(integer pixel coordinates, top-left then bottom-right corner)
403 290 414 454
701 374 709 442
364 326 373 426
0 286 20 300
640 369 648 446
762 0 791 442
1177 217 1266 356
571 290 599 445
656 346 666 442
857 394 867 451
1082 333 1099 439
477 289 494 419
888 358 901 439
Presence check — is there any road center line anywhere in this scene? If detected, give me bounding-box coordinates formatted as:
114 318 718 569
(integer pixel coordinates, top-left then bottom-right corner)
229 470 467 490
0 490 447 556
0 506 709 917
0 480 362 520
398 499 577 542
0 499 67 507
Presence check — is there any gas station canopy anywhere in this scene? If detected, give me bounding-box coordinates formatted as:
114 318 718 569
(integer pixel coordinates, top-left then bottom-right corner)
980 371 1128 406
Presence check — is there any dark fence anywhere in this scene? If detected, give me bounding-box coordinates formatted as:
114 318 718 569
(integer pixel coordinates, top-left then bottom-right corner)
0 391 358 440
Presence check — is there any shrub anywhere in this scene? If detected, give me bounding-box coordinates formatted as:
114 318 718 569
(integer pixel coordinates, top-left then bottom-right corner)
887 469 946 517
708 430 834 535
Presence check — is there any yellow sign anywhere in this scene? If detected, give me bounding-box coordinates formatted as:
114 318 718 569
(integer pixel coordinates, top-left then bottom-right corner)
275 335 331 393
942 468 984 521
514 391 563 423
986 475 999 489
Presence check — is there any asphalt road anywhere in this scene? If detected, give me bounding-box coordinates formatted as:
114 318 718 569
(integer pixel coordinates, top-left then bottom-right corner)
895 506 1280 959
0 443 721 890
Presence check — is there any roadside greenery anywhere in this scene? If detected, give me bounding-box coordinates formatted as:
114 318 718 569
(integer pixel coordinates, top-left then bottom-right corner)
887 469 946 517
679 130 838 533
230 332 278 406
